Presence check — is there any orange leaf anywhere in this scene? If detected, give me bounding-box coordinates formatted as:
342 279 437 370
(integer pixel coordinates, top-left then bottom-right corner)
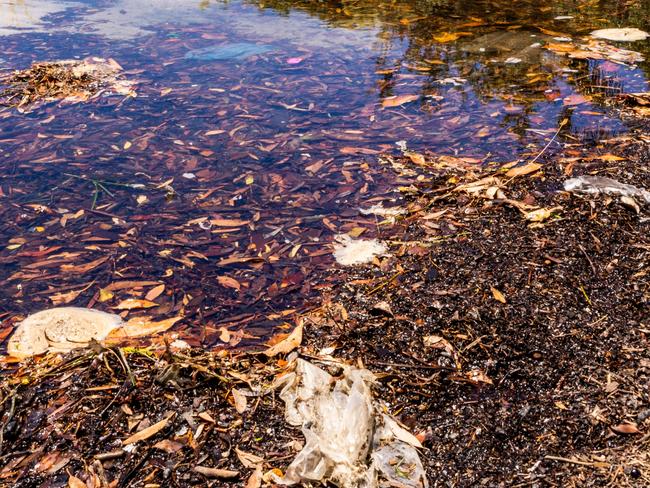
218 276 241 291
505 162 542 178
263 321 303 357
381 94 419 108
123 413 173 445
144 284 165 301
67 475 87 488
611 423 640 435
107 316 182 339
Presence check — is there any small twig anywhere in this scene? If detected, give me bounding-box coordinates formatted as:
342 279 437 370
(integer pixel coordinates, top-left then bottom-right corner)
529 118 569 165
544 455 599 467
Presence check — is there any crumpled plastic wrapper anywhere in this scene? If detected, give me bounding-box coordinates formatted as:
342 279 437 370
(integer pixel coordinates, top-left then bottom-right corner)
277 358 428 488
564 175 650 205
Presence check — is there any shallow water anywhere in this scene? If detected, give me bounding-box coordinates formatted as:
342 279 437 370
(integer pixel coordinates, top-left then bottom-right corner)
0 0 648 348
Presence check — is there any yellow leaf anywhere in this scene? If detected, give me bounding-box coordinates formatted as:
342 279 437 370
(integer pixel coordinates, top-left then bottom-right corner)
6 243 22 250
433 32 463 43
490 286 506 303
525 207 561 222
114 298 158 310
123 141 132 150
99 288 115 303
35 226 45 232
245 175 254 185
160 88 172 96
136 195 148 205
348 227 366 238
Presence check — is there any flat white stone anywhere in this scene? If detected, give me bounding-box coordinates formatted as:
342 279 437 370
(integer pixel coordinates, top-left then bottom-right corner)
7 307 123 358
591 28 649 42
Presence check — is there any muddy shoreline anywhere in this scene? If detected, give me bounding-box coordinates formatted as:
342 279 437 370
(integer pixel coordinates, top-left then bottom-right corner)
1 117 649 487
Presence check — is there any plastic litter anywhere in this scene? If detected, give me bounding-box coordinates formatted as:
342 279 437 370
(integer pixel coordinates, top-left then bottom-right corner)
7 307 123 358
564 176 650 204
333 234 388 266
277 358 428 488
184 42 272 61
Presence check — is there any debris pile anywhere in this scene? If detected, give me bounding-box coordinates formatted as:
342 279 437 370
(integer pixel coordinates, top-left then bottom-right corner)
0 57 135 108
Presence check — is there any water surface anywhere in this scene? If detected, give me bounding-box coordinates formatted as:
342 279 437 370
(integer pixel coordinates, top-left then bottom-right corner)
0 0 648 347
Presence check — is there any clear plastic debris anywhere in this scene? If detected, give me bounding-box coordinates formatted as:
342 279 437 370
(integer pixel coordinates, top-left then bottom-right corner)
277 359 428 488
564 175 650 204
333 234 388 266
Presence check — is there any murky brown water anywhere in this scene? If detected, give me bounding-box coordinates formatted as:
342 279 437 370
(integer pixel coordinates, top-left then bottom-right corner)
0 0 648 348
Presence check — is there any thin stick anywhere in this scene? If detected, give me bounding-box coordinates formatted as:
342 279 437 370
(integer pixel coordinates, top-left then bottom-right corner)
529 118 569 165
544 455 598 467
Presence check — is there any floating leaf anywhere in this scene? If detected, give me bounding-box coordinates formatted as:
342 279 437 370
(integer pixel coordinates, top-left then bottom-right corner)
381 94 419 108
218 276 241 291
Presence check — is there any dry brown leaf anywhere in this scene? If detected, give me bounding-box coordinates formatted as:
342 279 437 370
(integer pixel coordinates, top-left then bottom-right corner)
123 413 173 445
67 475 87 488
406 152 426 166
145 284 165 301
505 162 542 178
381 94 419 108
218 276 241 291
263 321 303 357
232 388 248 414
596 153 625 162
236 447 265 468
61 256 109 274
198 411 215 423
611 423 640 435
210 218 249 227
153 439 184 453
490 286 506 303
114 298 158 310
108 316 182 339
245 465 263 488
104 280 161 292
49 289 82 305
193 466 239 479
